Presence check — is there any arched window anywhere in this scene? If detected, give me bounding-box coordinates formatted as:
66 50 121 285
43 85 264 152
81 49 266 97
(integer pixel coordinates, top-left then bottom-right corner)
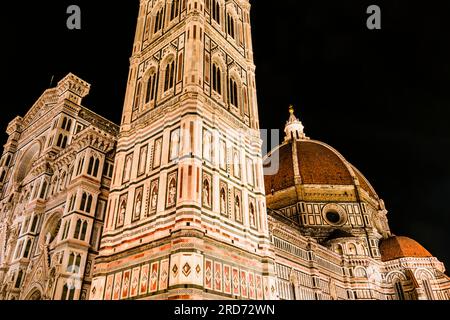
80 221 88 241
348 243 357 255
234 196 241 222
394 281 405 300
0 170 5 183
164 60 175 92
31 215 39 233
61 117 67 130
74 219 82 239
61 136 68 149
68 252 75 272
80 193 87 211
227 14 235 38
23 239 32 258
93 158 100 177
15 270 23 288
86 194 93 213
154 9 164 34
39 181 48 199
145 72 157 103
134 81 142 110
63 221 71 240
212 63 222 95
87 157 95 175
77 155 85 176
57 134 63 147
170 0 180 21
75 254 81 270
212 0 221 24
228 78 239 108
66 119 72 132
61 284 68 300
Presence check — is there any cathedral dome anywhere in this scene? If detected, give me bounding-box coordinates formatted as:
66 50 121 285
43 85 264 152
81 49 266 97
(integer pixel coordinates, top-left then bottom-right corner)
379 236 433 262
263 120 378 200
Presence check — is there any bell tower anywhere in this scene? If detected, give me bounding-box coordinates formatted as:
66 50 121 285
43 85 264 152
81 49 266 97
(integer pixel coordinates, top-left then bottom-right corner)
91 0 277 300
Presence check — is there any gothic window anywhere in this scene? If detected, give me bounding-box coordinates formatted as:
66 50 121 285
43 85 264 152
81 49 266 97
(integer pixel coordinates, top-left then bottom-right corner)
15 241 24 259
164 60 175 92
23 239 32 258
145 72 157 104
5 155 11 166
68 252 75 272
15 270 23 288
212 63 222 95
228 78 239 108
134 81 142 110
76 154 85 176
0 170 6 183
394 281 405 300
212 0 221 24
31 215 39 233
227 14 235 39
154 9 164 34
87 156 100 177
61 117 67 130
61 284 69 300
74 219 82 239
80 221 88 241
80 192 93 213
170 0 180 21
39 181 48 199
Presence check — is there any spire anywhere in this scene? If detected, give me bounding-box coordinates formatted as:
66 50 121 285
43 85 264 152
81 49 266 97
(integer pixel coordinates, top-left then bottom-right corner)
284 105 307 141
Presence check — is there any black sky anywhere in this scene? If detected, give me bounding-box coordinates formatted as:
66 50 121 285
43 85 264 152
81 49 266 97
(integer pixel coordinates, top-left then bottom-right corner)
2 1 450 269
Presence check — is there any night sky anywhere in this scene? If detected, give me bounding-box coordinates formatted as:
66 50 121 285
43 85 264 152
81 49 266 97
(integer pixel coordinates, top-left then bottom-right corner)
2 1 450 269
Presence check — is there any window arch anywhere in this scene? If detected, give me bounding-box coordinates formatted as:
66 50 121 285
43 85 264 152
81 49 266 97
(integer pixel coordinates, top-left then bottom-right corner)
154 8 164 34
23 239 32 258
145 71 157 104
134 81 142 110
87 156 100 177
39 181 48 199
170 0 180 21
31 215 39 233
74 219 82 239
228 77 239 108
80 221 88 241
212 0 221 24
61 117 67 130
212 63 222 95
15 270 24 289
227 13 235 38
164 59 176 92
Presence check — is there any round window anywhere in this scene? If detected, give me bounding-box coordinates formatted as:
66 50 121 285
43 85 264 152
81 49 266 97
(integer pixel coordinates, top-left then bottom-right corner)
326 211 341 224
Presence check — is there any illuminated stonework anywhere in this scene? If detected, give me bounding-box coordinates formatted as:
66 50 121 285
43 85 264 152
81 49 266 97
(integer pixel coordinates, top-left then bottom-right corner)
1 0 449 300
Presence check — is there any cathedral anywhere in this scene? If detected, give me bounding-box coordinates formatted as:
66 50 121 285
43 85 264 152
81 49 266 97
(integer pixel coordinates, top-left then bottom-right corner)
0 0 449 300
